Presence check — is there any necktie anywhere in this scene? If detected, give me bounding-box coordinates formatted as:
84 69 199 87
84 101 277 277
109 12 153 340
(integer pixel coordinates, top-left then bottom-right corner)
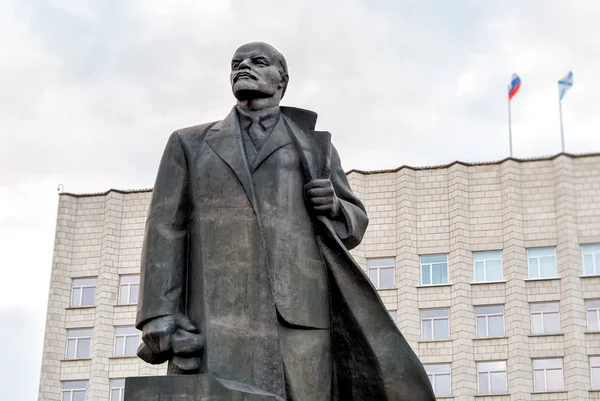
247 115 268 151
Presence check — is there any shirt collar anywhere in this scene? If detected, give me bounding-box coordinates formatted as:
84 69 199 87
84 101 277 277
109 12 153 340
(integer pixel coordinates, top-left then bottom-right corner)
236 106 281 130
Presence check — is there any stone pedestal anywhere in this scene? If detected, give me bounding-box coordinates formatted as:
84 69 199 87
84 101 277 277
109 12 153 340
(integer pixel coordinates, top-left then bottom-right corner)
124 374 284 401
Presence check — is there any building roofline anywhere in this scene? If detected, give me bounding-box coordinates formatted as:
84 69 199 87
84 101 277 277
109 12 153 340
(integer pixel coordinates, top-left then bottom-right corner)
60 151 600 198
346 151 600 175
60 188 153 198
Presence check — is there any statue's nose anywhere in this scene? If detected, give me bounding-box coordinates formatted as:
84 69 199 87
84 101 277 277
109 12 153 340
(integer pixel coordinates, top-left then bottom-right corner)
238 59 252 69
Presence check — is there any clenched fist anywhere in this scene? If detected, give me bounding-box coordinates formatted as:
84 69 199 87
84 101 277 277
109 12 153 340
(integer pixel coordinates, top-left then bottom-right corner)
138 312 203 370
305 179 340 218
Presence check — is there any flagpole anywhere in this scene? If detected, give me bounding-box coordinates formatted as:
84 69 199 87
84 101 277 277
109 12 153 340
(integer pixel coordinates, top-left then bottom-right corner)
508 85 513 157
559 97 565 153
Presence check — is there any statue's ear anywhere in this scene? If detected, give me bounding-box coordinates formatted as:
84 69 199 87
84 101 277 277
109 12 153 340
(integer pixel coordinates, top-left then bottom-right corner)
278 72 289 99
279 72 289 89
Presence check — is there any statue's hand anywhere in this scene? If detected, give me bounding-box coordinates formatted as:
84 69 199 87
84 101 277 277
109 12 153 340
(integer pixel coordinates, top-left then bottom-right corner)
141 313 199 360
305 179 340 218
171 329 204 372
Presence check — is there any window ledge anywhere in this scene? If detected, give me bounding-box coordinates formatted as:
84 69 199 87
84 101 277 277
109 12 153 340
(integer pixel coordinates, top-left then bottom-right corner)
66 306 96 310
529 333 564 338
585 331 600 335
524 277 561 282
61 358 92 362
435 396 454 399
581 274 600 279
109 355 139 360
474 394 510 398
114 303 138 307
418 339 452 344
532 390 567 394
470 280 506 285
590 389 600 392
416 283 453 288
473 336 508 341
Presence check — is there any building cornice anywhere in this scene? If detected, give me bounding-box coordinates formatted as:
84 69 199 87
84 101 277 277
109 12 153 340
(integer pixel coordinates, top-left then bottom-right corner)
346 151 600 175
60 188 153 198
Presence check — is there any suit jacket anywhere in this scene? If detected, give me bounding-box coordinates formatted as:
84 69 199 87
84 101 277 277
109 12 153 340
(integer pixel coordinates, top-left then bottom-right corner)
137 106 368 397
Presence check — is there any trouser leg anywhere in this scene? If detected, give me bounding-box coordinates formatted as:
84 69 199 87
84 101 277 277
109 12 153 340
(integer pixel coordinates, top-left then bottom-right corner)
278 324 332 401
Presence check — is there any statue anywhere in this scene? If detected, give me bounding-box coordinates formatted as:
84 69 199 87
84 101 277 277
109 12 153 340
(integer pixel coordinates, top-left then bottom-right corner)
133 42 436 401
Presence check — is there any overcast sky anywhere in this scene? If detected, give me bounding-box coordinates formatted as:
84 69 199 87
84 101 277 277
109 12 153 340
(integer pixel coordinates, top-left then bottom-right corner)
2 1 600 400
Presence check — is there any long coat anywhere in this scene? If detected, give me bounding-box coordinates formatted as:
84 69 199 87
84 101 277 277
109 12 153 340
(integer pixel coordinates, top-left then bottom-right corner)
137 106 436 401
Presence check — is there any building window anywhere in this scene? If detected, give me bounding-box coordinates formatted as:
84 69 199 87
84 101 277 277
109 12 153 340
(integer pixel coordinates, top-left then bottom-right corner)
582 244 600 276
114 326 141 357
388 310 397 321
477 361 507 395
473 251 502 282
530 302 560 335
424 363 451 397
65 328 92 359
367 258 395 289
586 299 600 332
110 378 125 401
421 308 450 340
70 278 96 307
62 380 87 401
527 247 557 279
591 356 600 390
475 305 505 338
420 254 448 285
533 358 564 392
118 275 140 305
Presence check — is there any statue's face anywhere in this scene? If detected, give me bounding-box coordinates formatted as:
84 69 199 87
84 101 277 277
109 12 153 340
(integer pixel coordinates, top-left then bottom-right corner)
230 43 286 101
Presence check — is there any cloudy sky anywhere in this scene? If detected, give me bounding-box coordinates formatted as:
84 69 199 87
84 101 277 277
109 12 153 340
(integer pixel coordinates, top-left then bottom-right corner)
2 0 600 399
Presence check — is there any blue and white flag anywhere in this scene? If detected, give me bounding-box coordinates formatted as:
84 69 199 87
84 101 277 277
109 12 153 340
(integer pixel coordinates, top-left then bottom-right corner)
558 71 573 100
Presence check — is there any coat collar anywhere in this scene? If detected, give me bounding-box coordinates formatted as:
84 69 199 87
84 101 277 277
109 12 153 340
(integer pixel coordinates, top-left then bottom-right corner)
206 107 257 209
206 105 321 210
280 106 318 133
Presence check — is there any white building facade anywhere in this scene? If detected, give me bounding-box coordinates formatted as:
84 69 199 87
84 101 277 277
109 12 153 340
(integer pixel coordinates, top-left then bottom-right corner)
39 153 600 401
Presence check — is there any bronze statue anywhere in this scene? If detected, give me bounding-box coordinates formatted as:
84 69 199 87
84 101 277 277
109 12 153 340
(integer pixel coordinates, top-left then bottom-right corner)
134 42 435 401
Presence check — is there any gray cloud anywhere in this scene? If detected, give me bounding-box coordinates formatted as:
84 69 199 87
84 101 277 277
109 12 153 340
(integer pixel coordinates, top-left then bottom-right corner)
4 0 597 191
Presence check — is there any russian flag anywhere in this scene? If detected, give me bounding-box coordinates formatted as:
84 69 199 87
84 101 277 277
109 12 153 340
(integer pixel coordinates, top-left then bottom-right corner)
508 73 521 101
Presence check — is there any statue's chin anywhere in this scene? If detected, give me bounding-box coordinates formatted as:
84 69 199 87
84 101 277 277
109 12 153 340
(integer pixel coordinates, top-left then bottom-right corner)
233 86 273 101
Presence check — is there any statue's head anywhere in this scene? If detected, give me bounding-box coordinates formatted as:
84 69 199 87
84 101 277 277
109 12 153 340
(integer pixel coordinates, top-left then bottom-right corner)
230 42 289 103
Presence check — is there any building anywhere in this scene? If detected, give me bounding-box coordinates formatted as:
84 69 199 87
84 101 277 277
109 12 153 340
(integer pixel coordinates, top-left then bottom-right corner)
38 153 600 401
